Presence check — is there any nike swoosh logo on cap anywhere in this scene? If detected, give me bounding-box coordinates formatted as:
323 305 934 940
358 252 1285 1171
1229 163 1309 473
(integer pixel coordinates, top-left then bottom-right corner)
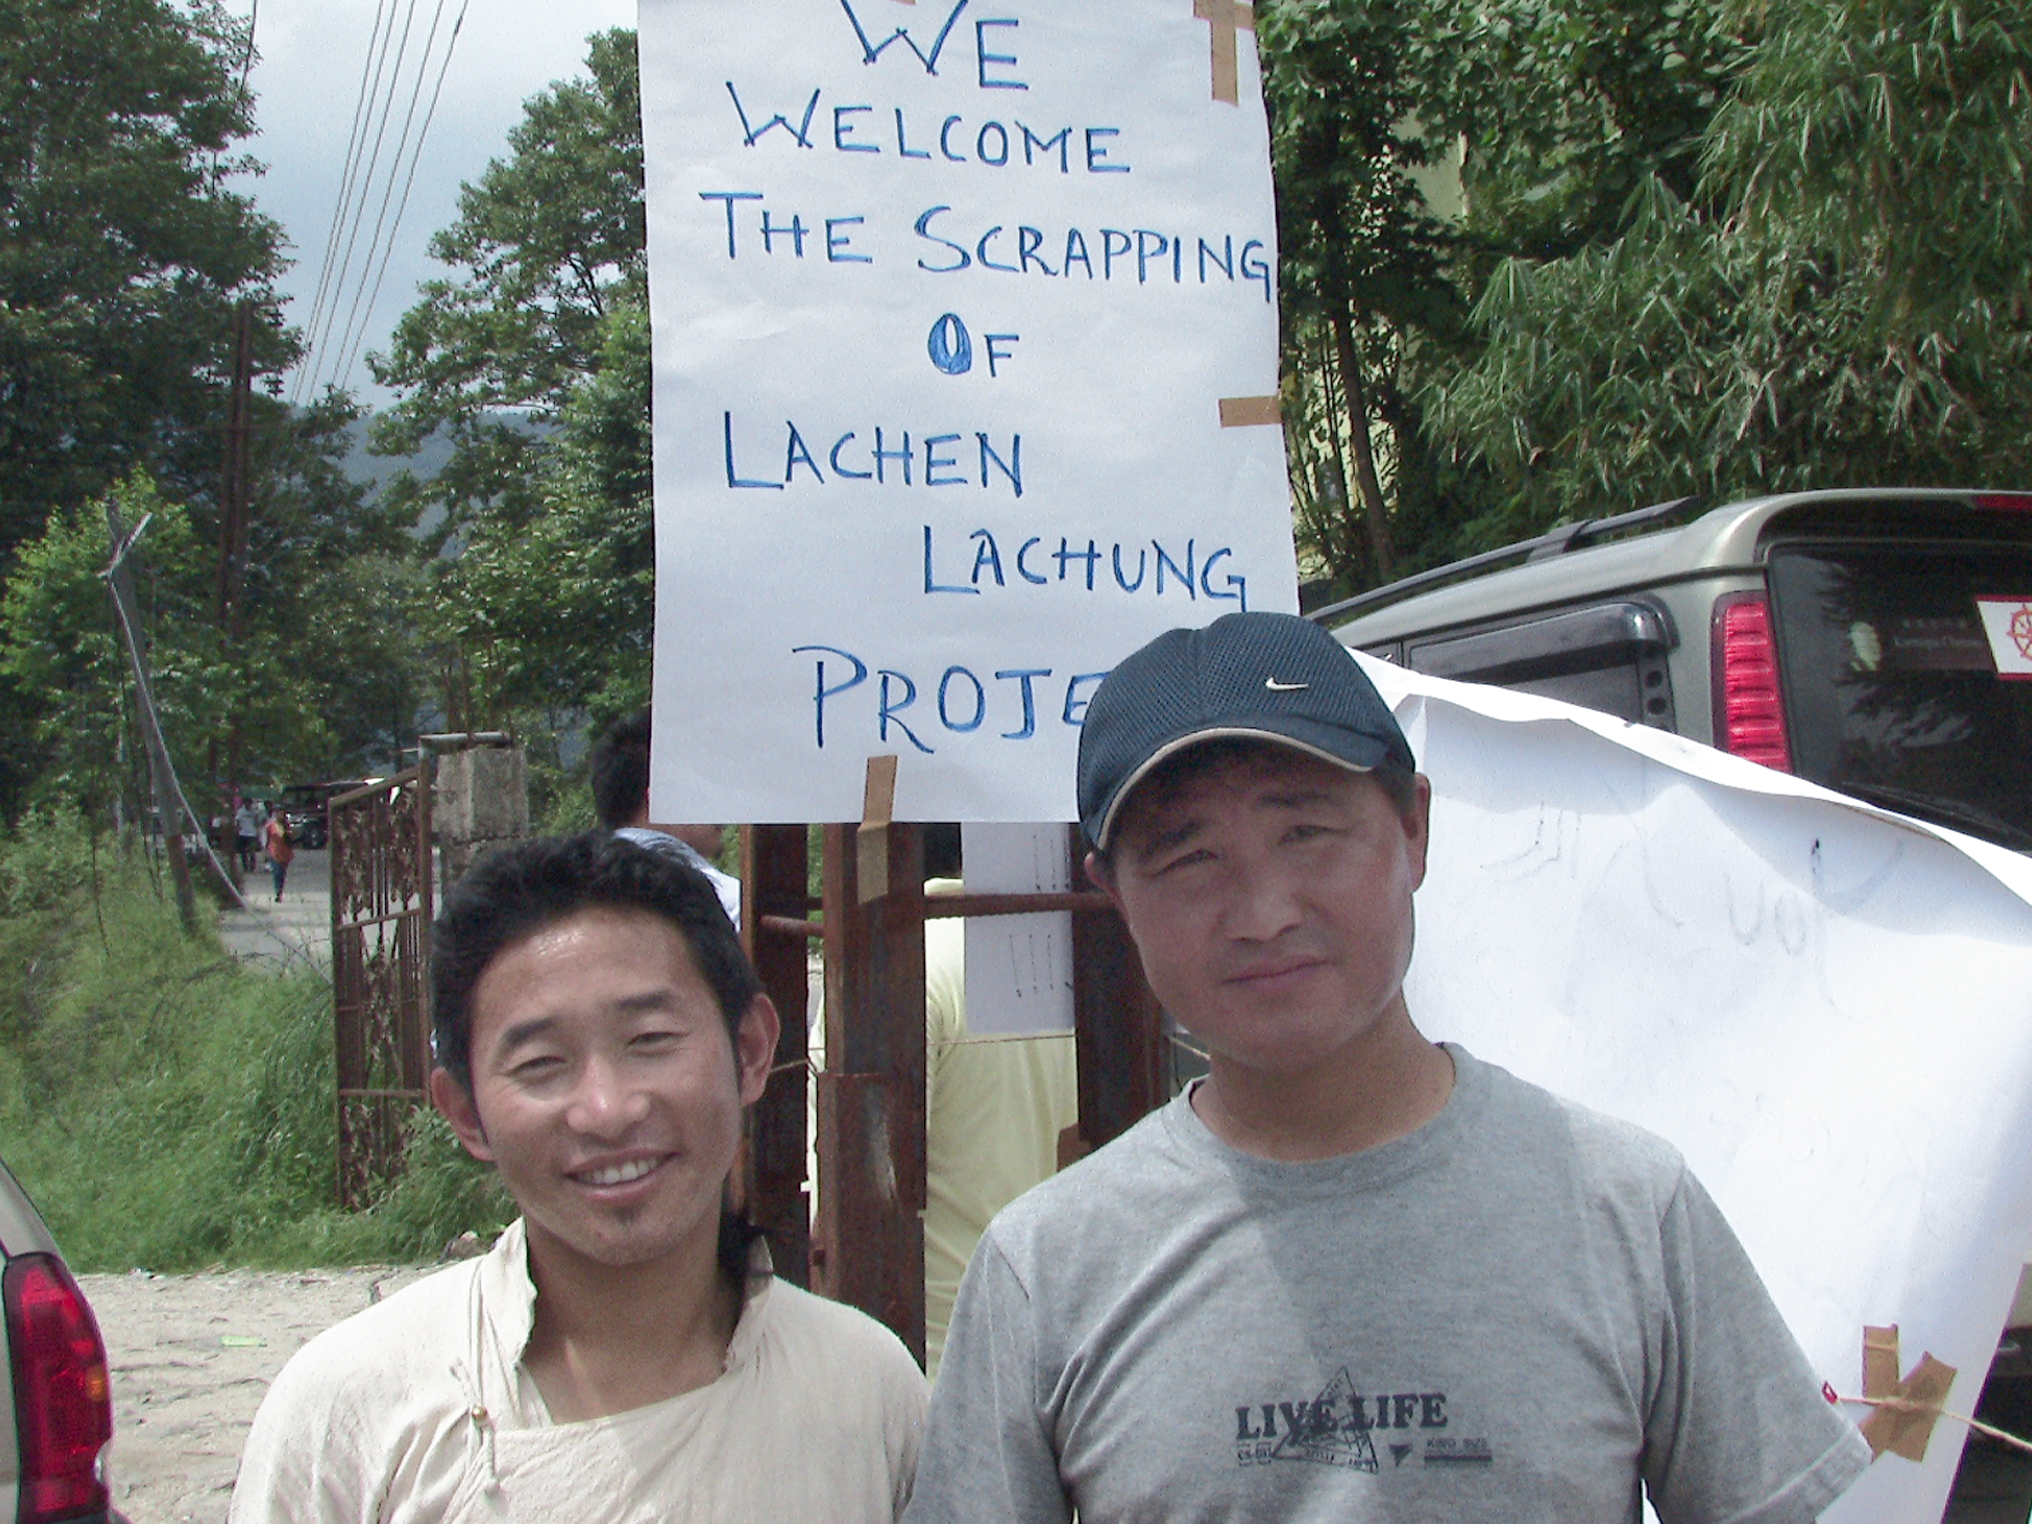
1265 679 1309 692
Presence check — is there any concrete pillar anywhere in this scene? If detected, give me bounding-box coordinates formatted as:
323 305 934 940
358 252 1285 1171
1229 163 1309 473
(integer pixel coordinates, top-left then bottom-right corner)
433 744 529 895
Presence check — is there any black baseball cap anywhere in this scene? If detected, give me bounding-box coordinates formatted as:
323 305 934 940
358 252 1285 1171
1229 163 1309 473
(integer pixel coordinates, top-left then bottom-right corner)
1077 611 1415 851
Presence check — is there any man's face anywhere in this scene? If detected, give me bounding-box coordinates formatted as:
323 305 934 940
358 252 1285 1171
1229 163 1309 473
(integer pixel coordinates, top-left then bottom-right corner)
1096 750 1430 1076
430 905 777 1275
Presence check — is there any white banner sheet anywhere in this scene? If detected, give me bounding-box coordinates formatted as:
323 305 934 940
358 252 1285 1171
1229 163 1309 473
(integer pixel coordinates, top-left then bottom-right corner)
639 0 1297 824
1366 655 2032 1524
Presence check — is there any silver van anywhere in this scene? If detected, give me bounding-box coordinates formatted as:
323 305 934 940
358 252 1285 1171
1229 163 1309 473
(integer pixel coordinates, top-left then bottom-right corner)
1323 488 2032 852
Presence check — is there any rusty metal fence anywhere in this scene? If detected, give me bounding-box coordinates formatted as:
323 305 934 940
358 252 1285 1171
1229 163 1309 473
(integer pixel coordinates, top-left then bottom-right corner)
330 765 434 1208
742 817 1164 1364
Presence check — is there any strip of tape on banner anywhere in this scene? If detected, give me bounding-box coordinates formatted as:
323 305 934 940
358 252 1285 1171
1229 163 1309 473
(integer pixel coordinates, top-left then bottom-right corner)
857 755 899 904
1858 1325 1958 1463
1193 0 1257 105
1220 395 1281 427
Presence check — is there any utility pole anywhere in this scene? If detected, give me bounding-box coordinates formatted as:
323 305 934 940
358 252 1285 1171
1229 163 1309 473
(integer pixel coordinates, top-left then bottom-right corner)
216 299 256 633
105 506 251 924
214 299 257 824
106 504 200 934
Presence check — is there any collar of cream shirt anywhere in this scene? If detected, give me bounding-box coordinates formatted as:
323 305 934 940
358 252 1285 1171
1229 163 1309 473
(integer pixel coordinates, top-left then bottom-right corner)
476 1220 780 1425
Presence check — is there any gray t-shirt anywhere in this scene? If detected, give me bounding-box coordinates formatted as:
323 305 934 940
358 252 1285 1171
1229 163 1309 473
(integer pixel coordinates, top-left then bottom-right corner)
906 1046 1870 1524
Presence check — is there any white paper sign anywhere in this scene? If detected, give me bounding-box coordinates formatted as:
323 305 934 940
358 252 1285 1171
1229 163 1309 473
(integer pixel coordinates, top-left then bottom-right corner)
1363 655 2032 1524
639 0 1297 824
961 822 1075 1035
1976 595 2032 679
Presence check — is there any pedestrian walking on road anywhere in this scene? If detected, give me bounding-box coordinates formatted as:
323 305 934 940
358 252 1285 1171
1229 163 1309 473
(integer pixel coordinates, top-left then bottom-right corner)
263 803 294 902
234 798 261 873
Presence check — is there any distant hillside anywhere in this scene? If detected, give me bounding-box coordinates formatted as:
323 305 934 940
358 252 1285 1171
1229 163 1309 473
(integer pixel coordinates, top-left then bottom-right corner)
337 417 459 496
337 412 552 489
338 412 551 538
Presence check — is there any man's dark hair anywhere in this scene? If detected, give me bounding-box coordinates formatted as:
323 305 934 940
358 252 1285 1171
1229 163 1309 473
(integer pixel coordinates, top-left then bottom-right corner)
1095 737 1421 867
432 832 767 1278
589 709 652 830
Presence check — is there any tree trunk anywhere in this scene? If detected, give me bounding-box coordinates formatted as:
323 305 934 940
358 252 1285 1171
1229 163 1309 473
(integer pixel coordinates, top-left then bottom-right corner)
1331 306 1395 582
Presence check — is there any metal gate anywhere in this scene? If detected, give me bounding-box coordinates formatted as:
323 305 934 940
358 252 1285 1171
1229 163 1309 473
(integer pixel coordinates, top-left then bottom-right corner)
330 765 433 1208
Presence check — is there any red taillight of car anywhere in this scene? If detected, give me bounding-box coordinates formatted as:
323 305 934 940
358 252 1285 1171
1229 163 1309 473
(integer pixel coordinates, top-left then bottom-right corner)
1974 492 2032 513
1711 593 1794 772
4 1254 113 1523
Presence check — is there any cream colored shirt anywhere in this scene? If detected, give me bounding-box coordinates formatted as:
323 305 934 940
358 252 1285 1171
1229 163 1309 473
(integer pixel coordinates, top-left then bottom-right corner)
229 1221 926 1523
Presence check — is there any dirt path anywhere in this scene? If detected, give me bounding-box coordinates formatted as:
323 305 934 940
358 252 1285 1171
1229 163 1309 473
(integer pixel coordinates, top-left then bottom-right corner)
80 1264 433 1523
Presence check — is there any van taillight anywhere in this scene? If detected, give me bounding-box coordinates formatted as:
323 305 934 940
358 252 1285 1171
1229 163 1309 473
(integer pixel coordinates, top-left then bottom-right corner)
1712 593 1794 771
1974 492 2032 513
5 1254 113 1523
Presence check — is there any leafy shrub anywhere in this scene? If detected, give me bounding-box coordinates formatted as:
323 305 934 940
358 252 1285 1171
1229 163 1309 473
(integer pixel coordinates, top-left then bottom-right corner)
0 828 509 1269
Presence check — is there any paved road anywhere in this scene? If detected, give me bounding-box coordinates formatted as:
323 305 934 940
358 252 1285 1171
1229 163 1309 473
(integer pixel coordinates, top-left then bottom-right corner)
216 847 330 971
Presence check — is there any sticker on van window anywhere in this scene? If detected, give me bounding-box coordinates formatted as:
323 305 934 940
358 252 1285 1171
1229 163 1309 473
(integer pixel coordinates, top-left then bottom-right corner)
1871 615 1992 671
1975 597 2032 679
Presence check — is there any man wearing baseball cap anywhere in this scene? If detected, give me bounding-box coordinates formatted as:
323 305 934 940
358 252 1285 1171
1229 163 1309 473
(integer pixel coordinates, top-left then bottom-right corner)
904 611 1869 1523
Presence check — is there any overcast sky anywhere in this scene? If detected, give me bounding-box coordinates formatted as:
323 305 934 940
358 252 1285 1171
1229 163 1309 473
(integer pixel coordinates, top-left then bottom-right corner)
230 0 638 409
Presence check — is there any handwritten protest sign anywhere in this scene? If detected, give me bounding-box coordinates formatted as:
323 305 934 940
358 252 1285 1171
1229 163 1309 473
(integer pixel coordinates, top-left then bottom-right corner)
1369 656 2032 1524
639 0 1296 823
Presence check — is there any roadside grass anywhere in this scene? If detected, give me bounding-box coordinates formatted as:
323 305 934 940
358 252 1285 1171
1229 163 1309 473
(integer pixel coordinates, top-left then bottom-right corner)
0 811 510 1271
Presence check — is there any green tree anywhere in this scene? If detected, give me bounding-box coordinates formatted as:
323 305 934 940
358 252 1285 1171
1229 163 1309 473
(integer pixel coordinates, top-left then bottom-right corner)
431 297 654 731
1258 0 1754 593
374 29 653 806
0 0 292 565
1414 0 1754 263
229 393 430 783
0 474 240 820
371 27 644 541
1422 0 2032 533
1260 0 1457 590
0 429 418 828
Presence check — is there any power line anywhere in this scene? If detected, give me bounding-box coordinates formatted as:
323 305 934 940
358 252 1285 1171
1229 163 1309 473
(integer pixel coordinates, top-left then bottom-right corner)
291 0 394 407
294 0 419 403
328 2 470 395
322 0 456 396
293 0 394 403
301 0 421 401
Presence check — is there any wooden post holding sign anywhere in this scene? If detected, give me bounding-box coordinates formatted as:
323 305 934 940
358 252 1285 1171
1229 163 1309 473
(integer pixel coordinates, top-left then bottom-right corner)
1067 829 1169 1152
737 817 1165 1343
817 815 928 1361
738 824 816 1288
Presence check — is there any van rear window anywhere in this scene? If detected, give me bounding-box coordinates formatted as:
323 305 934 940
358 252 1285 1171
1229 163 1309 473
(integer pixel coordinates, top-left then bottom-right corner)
1766 544 2032 849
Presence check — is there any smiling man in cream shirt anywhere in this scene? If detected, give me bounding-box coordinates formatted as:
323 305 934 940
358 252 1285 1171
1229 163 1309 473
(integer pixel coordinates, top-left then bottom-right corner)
230 834 924 1522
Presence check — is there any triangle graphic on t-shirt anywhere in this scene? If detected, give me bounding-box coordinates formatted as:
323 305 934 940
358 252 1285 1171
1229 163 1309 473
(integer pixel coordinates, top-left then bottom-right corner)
1272 1367 1380 1473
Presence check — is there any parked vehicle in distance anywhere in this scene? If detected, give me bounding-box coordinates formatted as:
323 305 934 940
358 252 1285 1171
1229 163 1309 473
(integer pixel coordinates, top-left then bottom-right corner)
1323 488 2032 852
276 780 377 852
0 1158 116 1523
276 784 329 851
1324 486 2032 1517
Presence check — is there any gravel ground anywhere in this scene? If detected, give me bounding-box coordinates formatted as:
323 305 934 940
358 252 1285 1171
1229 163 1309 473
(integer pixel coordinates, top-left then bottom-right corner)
79 1264 434 1523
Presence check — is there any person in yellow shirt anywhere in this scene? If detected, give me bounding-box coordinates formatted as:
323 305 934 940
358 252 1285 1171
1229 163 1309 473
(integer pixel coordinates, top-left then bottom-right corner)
919 825 1079 1380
